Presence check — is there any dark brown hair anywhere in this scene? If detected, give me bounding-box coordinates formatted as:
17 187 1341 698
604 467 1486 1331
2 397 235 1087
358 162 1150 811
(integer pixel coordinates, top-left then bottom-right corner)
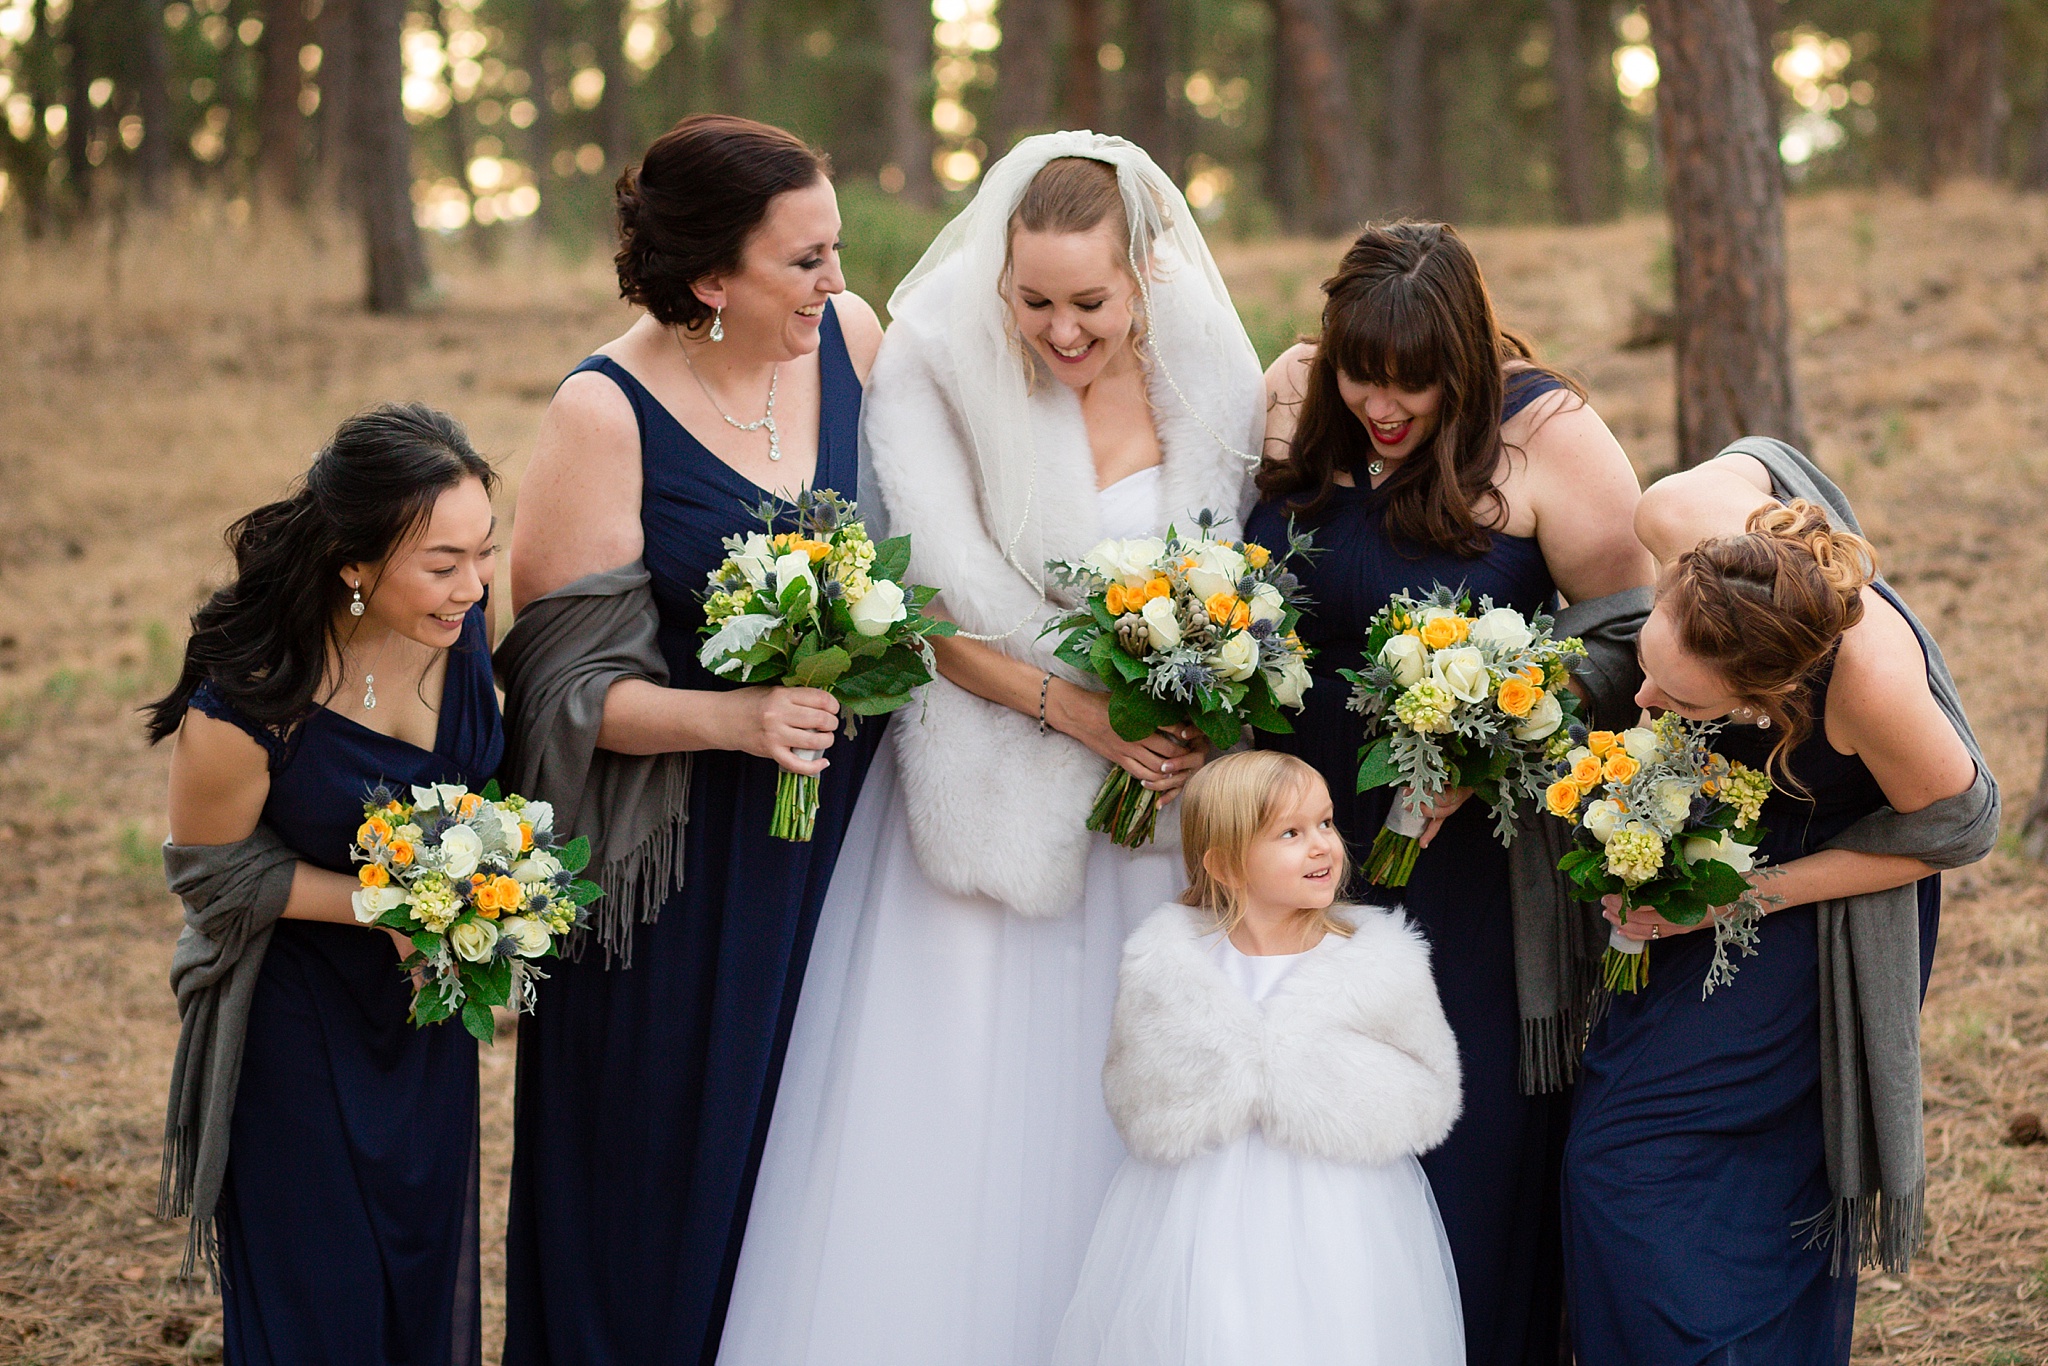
1659 499 1878 777
614 114 831 330
1257 220 1583 556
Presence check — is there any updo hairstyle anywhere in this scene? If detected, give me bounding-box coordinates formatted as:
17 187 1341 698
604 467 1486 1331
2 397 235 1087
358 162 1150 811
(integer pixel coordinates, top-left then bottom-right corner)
1178 750 1353 940
614 114 832 330
1658 498 1879 771
145 403 496 744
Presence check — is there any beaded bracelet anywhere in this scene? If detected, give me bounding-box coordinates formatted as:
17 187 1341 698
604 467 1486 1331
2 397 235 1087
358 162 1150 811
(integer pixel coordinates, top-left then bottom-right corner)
1037 672 1054 735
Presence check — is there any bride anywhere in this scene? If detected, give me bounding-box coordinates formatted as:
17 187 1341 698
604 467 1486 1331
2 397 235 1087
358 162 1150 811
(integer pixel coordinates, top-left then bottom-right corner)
715 134 1265 1366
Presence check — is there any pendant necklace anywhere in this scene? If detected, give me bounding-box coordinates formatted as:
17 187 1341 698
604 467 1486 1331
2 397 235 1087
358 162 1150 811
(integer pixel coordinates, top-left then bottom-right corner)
1367 458 1386 477
681 339 782 461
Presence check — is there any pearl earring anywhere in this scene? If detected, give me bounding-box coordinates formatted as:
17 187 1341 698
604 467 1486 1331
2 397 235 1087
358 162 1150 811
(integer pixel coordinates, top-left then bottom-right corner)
709 307 725 343
1755 714 1770 730
350 583 366 617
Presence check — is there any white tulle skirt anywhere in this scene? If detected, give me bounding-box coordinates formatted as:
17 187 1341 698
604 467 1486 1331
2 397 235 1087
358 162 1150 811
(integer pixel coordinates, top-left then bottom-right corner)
1053 1138 1465 1366
717 732 1185 1366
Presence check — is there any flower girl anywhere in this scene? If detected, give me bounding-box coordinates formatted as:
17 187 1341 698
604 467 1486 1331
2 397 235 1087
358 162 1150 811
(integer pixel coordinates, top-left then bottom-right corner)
1052 750 1466 1366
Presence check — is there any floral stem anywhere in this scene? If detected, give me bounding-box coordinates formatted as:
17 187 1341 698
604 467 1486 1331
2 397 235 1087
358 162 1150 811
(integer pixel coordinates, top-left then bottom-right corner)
1601 944 1651 994
772 769 820 842
1086 769 1160 848
1363 827 1421 887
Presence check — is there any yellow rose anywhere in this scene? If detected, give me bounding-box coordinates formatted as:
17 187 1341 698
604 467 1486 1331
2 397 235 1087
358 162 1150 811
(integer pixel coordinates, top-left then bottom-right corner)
1545 779 1582 818
1145 576 1171 602
1204 591 1238 625
1570 753 1604 790
359 862 389 888
1244 543 1271 569
1420 615 1464 651
388 839 415 867
1587 730 1618 757
519 822 534 854
456 793 483 818
1603 751 1640 783
1105 583 1129 616
804 539 831 563
1496 675 1537 718
490 875 524 912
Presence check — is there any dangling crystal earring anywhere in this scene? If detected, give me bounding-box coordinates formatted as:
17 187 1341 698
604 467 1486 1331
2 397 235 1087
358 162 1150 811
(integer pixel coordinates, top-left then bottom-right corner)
709 307 725 343
363 673 377 711
350 583 366 617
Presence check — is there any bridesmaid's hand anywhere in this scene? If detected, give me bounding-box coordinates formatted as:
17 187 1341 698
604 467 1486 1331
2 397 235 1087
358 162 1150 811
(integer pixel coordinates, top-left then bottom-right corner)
384 927 426 990
725 686 841 775
1048 682 1201 797
1416 786 1474 849
1601 894 1710 941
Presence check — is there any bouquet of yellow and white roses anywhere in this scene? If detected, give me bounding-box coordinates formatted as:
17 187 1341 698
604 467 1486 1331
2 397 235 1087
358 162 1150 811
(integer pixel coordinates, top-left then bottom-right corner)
698 488 954 841
1549 714 1775 995
1043 513 1316 847
351 780 602 1043
1343 586 1586 887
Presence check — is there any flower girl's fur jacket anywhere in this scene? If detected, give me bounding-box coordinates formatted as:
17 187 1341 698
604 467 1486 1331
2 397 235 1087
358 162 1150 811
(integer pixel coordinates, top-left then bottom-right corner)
1103 902 1463 1166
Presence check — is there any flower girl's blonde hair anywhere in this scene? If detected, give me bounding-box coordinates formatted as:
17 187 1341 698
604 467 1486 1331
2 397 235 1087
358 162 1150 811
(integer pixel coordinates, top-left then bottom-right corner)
1178 751 1353 940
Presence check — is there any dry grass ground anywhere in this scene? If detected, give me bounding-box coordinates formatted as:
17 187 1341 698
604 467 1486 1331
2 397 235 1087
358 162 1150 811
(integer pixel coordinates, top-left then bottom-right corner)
0 185 2043 1364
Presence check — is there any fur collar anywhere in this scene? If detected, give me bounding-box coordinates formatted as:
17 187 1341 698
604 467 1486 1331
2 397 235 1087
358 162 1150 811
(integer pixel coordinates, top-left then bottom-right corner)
863 262 1263 918
1101 903 1463 1166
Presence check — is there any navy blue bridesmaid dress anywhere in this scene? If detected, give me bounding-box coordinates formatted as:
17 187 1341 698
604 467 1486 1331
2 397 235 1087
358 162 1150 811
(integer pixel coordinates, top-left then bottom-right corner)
502 302 884 1366
1244 371 1571 1366
190 601 502 1366
1562 589 1941 1365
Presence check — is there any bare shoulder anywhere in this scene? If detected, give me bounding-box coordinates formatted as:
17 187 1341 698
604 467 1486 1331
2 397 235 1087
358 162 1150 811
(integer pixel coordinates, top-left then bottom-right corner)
1834 587 1931 699
509 370 646 611
1262 343 1317 461
1636 454 1779 562
832 291 885 384
167 710 273 844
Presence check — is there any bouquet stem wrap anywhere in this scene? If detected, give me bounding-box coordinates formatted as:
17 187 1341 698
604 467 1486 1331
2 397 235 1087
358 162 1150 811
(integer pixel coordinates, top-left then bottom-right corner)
1600 928 1650 993
1087 768 1160 848
774 750 824 842
1364 794 1430 888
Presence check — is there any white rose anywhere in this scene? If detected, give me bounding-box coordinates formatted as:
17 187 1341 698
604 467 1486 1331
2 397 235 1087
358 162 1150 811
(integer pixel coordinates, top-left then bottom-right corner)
448 918 500 963
730 532 777 589
1513 690 1564 742
773 551 816 603
847 577 907 637
1183 543 1248 600
1081 538 1129 584
519 801 555 840
1208 630 1259 682
511 851 563 885
1682 831 1758 874
1247 583 1285 627
1265 655 1312 709
1140 595 1182 651
1468 607 1534 654
499 917 553 958
351 884 407 925
1651 778 1696 829
1429 645 1491 704
1583 798 1624 843
1620 726 1660 764
1117 537 1166 583
410 782 467 814
1379 633 1428 687
438 823 484 880
1417 604 1462 628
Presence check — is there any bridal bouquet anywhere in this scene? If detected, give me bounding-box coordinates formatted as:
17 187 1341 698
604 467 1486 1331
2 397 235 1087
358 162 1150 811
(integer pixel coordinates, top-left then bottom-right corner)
698 488 954 840
1342 586 1584 887
1043 513 1316 847
1549 714 1775 995
350 781 602 1043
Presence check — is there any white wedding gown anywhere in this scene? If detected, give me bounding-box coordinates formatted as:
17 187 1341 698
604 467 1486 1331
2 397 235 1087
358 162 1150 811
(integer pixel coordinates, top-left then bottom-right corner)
1050 935 1466 1366
717 467 1183 1366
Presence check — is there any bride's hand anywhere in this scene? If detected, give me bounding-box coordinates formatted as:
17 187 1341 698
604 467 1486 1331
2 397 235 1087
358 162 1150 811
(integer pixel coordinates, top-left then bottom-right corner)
1048 682 1201 796
720 686 841 775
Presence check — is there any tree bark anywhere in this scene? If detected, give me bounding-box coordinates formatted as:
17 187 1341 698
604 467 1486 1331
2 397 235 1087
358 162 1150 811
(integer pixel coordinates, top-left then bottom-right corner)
257 0 310 205
352 0 427 311
594 0 634 174
1382 0 1442 218
1928 0 2004 183
1272 0 1371 235
718 0 757 115
992 0 1054 155
1264 0 1306 232
1547 0 1596 222
1749 0 1781 140
1644 0 1805 466
62 0 100 216
2024 85 2048 192
133 0 174 208
1125 0 1178 176
881 0 937 205
315 0 357 209
1062 0 1104 131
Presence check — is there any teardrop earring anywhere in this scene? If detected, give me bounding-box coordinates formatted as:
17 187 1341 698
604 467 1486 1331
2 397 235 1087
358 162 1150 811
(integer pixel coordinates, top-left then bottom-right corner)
363 673 377 711
350 583 366 617
709 307 725 343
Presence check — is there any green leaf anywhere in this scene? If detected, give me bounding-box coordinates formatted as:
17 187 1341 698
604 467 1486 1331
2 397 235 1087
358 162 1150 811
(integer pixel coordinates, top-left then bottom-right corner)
1089 598 1118 633
565 879 606 906
412 990 454 1026
377 906 414 931
836 646 932 699
1055 634 1099 676
1242 681 1288 734
1355 737 1402 793
787 645 852 690
843 629 891 659
460 998 497 1043
1690 859 1751 907
1658 889 1712 926
1107 686 1182 741
480 779 503 802
410 930 445 958
556 835 592 874
843 691 915 716
870 535 912 584
1194 707 1243 752
471 957 513 1007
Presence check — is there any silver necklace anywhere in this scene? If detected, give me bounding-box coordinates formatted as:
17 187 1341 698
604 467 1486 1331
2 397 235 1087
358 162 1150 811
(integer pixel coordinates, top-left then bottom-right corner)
1367 458 1386 477
681 342 782 461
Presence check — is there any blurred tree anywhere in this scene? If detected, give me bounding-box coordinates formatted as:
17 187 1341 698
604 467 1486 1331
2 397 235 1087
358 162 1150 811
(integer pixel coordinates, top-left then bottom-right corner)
528 0 559 228
134 0 175 207
1546 0 1596 222
1644 0 1805 465
993 0 1054 154
1382 0 1443 218
1263 0 1306 230
1125 0 1178 174
315 0 358 209
1928 0 2004 181
2023 719 2048 861
257 0 309 205
720 0 759 113
1273 0 1370 233
1064 0 1104 129
881 0 936 204
595 0 634 172
354 0 427 309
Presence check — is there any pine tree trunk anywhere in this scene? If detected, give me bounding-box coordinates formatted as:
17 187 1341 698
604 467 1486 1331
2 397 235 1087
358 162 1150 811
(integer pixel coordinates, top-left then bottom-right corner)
718 0 757 115
1644 0 1804 467
881 0 936 205
1264 0 1306 232
595 0 634 173
2024 86 2048 192
1125 0 1178 177
353 0 427 312
1382 0 1441 218
63 0 99 217
1273 0 1371 235
315 0 357 209
1750 0 1781 142
1928 0 2005 183
992 0 1054 156
134 0 174 208
1547 0 1596 223
257 0 310 205
1063 0 1104 130
2022 713 2048 862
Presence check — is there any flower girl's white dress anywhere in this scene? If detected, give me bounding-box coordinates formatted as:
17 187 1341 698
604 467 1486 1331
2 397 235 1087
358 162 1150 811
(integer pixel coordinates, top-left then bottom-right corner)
1051 904 1467 1366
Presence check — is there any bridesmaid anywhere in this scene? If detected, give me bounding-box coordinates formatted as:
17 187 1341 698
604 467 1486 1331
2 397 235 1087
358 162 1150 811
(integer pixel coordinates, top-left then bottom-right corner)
1245 220 1652 1366
501 115 884 1365
1563 447 1986 1363
149 404 502 1365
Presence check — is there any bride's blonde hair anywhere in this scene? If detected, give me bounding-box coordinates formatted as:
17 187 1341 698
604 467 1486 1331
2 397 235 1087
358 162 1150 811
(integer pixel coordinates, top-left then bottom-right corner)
1178 751 1353 940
